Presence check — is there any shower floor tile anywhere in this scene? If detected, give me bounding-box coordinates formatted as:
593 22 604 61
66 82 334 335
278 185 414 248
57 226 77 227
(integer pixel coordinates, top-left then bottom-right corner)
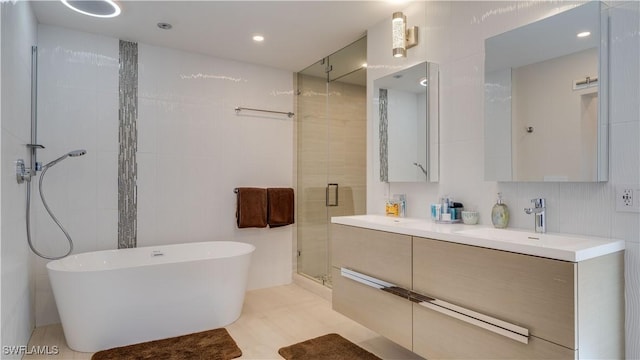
25 283 422 360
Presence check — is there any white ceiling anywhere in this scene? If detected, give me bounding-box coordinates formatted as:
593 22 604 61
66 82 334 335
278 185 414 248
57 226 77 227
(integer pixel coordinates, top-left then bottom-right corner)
31 0 402 72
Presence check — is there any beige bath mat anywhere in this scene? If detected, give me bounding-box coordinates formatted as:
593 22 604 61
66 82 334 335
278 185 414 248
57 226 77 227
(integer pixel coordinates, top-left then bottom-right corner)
91 328 242 360
278 333 381 360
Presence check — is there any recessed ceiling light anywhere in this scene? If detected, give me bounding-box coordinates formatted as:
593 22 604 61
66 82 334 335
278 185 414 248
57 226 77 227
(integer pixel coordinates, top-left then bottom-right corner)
157 22 172 30
60 0 121 18
362 63 368 68
253 35 265 42
577 31 591 38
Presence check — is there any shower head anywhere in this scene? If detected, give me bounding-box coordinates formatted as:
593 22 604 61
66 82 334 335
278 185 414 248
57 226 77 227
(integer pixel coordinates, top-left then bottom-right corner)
68 149 87 157
43 149 87 169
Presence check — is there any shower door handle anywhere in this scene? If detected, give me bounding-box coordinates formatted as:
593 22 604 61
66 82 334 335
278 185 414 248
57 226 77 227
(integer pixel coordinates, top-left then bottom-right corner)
326 183 339 207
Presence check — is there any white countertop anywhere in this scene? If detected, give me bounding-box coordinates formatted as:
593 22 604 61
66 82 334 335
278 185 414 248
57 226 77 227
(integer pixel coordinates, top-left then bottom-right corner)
331 215 625 262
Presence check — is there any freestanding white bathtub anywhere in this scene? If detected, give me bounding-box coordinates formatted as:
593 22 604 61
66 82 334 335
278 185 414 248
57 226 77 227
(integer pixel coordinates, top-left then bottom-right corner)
47 241 255 352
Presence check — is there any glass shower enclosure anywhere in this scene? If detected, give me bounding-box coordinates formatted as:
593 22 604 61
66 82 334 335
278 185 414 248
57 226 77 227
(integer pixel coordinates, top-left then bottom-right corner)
296 37 367 286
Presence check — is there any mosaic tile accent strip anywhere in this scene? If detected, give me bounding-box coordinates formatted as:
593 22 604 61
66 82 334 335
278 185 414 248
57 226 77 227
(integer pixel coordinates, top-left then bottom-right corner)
379 88 388 182
118 40 138 249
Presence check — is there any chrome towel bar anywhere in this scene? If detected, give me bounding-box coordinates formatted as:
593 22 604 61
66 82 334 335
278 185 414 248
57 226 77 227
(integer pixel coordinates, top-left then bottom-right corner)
234 107 294 118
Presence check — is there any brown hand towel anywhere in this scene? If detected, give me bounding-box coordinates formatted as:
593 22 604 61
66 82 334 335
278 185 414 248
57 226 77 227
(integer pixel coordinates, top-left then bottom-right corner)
267 188 295 227
236 187 268 228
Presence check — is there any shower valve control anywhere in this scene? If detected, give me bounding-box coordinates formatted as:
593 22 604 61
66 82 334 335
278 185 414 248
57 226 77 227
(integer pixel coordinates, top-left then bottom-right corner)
15 159 42 183
16 159 40 184
16 159 30 184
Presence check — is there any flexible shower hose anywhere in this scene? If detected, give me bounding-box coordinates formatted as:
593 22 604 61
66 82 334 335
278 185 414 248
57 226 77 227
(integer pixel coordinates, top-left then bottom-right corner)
25 165 74 260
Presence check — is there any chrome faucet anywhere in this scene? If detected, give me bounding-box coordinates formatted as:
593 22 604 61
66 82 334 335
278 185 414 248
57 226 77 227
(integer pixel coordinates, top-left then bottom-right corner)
524 198 546 233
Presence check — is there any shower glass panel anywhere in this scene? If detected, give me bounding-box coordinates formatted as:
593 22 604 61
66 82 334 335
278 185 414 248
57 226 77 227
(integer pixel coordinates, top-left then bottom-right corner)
296 37 367 287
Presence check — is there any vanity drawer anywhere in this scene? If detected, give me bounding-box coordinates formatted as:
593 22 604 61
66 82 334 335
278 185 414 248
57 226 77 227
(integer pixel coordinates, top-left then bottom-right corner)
331 224 411 288
413 237 576 349
413 303 576 359
332 267 413 350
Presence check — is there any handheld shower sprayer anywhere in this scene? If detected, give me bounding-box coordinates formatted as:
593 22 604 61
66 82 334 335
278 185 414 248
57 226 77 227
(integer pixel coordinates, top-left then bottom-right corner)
25 149 87 260
43 149 87 169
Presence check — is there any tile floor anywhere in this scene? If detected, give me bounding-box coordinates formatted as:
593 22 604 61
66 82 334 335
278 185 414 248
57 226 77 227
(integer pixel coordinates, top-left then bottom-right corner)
25 282 423 359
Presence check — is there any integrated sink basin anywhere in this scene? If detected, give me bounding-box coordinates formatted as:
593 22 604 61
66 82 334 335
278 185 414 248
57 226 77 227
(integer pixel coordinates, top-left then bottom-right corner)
456 228 586 244
347 214 421 226
454 227 624 261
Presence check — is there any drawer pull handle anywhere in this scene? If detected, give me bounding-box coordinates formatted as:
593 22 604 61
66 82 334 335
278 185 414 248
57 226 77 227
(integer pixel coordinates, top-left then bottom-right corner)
416 298 530 344
381 286 413 298
340 268 529 344
340 268 396 289
340 268 411 300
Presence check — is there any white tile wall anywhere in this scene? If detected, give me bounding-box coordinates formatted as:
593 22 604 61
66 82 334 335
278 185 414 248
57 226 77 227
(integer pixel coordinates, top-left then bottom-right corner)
608 3 640 355
366 1 639 358
137 43 294 291
1 0 37 356
33 25 118 326
33 27 294 326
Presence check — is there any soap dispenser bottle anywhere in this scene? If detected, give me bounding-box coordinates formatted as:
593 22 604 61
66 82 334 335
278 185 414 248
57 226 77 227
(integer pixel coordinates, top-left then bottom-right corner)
491 193 509 228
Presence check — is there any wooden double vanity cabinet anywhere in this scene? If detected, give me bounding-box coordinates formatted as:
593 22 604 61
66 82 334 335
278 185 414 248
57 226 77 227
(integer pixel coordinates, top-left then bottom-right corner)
331 216 625 359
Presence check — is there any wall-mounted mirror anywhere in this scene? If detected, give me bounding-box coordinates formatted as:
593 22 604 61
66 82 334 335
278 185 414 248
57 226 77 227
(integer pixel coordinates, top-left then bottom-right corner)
484 1 608 182
375 61 439 182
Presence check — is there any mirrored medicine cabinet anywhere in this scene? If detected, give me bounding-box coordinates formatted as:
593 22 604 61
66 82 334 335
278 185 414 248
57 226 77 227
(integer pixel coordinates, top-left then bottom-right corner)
375 61 439 183
484 1 608 182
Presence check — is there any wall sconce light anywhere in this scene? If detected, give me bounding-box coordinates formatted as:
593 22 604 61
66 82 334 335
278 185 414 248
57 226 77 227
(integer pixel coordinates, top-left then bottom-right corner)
392 12 418 58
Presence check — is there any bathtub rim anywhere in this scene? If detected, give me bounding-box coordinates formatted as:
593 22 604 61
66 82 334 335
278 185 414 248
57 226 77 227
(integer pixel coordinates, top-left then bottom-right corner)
46 240 256 273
